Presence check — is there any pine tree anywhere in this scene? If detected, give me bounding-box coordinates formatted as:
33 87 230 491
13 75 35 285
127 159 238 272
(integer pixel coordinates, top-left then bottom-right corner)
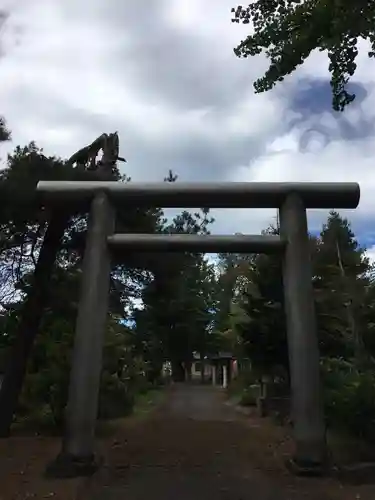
313 211 371 363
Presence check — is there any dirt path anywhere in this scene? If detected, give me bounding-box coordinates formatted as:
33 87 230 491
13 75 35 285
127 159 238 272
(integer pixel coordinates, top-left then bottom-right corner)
2 384 374 499
81 384 373 500
160 382 241 421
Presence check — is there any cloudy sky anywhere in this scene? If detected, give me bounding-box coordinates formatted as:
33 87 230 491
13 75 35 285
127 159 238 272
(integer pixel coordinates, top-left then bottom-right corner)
1 0 375 258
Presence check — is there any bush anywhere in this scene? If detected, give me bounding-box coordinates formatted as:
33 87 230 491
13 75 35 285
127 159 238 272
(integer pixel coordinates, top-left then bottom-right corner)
19 319 144 428
20 336 71 429
98 373 135 419
321 357 375 442
239 385 259 406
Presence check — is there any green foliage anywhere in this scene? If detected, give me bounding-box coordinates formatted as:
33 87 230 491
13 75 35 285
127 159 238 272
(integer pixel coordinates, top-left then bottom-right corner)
98 373 135 420
231 0 375 110
0 139 162 432
313 211 371 362
232 226 289 378
134 204 220 381
18 309 146 426
0 116 10 143
214 251 253 333
100 320 149 419
19 316 73 427
0 141 226 427
217 211 375 442
239 385 258 406
321 358 375 441
227 368 259 406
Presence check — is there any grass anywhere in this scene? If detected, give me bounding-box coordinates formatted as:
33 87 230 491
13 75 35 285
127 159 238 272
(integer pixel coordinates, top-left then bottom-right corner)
226 376 260 408
12 386 167 437
96 386 167 437
327 429 375 465
12 405 63 436
133 387 166 417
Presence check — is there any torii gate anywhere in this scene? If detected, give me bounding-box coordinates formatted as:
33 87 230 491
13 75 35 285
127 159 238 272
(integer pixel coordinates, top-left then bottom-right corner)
36 180 360 478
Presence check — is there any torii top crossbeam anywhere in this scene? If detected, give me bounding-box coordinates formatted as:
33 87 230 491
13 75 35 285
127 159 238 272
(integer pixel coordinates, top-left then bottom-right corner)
36 181 360 209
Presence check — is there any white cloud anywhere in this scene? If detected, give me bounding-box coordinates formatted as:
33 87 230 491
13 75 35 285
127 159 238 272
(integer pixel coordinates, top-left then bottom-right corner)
1 0 375 242
366 245 375 265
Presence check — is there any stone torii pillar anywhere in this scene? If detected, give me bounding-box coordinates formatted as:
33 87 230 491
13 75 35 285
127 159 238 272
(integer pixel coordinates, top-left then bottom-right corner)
46 191 114 478
279 193 326 472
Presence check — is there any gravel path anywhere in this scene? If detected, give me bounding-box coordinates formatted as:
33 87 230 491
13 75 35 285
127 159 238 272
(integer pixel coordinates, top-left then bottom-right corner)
160 383 241 421
82 384 360 500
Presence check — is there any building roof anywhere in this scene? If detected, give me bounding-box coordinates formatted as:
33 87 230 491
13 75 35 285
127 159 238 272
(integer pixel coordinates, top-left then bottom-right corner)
209 352 234 360
193 351 234 361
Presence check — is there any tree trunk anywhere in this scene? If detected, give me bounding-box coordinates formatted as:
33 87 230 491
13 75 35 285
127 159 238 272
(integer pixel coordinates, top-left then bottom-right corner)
0 211 69 437
335 240 365 364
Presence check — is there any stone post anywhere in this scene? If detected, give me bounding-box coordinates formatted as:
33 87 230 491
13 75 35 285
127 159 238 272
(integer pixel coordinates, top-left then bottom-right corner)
46 191 114 478
212 365 216 386
279 194 326 472
222 364 228 389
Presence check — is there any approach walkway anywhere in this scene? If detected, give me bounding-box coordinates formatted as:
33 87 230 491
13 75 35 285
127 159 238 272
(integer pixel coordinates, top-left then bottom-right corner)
83 384 362 500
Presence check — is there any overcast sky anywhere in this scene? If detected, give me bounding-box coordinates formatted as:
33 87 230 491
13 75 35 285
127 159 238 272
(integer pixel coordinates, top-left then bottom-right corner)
2 0 375 258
